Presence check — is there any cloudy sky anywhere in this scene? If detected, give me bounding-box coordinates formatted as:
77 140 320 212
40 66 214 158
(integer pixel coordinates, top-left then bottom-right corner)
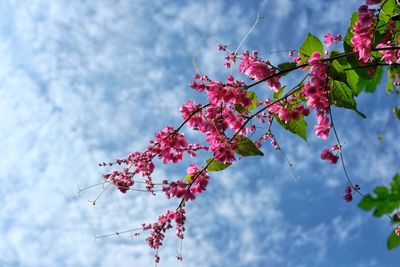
1 0 399 266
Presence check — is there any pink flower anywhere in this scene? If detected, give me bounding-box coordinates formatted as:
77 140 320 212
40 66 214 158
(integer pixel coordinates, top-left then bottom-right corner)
395 225 400 237
351 4 376 63
366 0 380 5
314 115 332 140
323 33 342 47
320 148 339 164
239 52 281 92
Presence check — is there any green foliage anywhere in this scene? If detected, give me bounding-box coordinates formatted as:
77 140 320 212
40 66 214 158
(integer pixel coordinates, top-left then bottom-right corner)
387 66 400 93
206 158 231 172
275 115 307 141
278 62 298 75
272 86 285 99
235 135 264 157
394 106 400 120
184 174 194 182
358 173 400 217
357 66 384 93
299 33 323 62
329 80 367 118
329 51 360 94
344 12 358 53
235 91 258 113
387 230 400 250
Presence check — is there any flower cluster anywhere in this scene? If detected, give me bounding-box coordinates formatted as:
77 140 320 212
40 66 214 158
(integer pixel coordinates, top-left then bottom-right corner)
301 52 332 139
101 126 207 194
324 33 342 47
343 185 353 202
376 36 400 65
239 50 281 92
351 3 377 63
162 164 209 201
142 208 186 262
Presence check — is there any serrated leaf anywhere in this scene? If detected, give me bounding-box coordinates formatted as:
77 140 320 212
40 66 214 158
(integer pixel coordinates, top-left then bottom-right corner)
387 230 400 250
358 195 375 211
234 135 264 157
275 116 307 141
299 33 323 62
205 158 231 172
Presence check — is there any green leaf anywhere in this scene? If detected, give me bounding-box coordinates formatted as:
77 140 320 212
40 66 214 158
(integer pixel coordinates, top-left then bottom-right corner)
329 60 350 86
358 173 400 217
344 12 358 53
235 91 258 113
247 91 258 112
358 195 376 211
299 33 323 62
275 115 307 141
346 69 360 95
329 80 367 118
330 80 356 109
329 51 361 95
374 186 390 199
206 158 231 172
184 174 194 182
387 68 394 93
387 230 400 250
235 135 264 157
272 86 285 99
278 62 297 74
357 66 384 93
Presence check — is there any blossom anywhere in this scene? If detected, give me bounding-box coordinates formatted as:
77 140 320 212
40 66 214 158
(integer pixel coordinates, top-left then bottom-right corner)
351 4 376 63
314 115 332 140
323 33 342 47
320 148 339 164
239 51 281 92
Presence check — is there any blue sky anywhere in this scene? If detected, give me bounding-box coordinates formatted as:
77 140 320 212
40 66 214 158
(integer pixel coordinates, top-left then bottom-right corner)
0 0 399 266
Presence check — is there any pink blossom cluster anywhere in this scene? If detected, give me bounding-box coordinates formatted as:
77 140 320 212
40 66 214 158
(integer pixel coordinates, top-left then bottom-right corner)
302 52 332 139
376 37 400 64
396 225 400 237
183 73 258 163
268 100 310 123
351 3 377 63
343 185 353 202
103 169 134 193
223 51 237 68
142 208 186 262
162 164 209 201
101 126 207 193
320 144 340 164
323 33 342 47
239 50 281 92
